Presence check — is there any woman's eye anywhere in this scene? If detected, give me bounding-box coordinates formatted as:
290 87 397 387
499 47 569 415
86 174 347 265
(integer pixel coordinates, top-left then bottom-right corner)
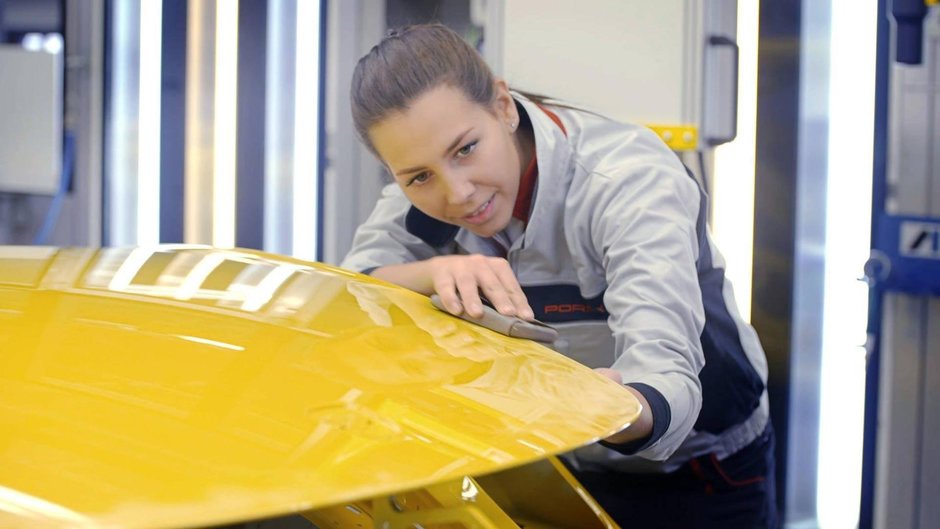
407 172 430 186
456 141 477 158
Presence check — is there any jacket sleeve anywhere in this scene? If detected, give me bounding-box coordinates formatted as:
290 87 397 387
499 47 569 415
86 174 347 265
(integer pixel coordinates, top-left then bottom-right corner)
340 183 442 274
584 134 706 461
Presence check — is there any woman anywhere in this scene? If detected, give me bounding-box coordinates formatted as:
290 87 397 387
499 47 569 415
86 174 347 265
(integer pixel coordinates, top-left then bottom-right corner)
341 23 777 528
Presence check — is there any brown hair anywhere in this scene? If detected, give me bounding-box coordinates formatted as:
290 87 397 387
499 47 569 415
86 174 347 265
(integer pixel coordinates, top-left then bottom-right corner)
350 24 497 154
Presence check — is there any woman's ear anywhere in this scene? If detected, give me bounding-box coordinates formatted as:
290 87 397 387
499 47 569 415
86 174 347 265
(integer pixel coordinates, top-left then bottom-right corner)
492 79 518 125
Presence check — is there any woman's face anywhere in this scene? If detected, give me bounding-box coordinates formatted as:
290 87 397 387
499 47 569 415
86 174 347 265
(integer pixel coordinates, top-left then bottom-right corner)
368 82 524 238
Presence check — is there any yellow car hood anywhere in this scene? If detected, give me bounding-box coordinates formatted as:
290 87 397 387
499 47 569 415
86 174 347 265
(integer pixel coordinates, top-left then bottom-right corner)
0 246 639 529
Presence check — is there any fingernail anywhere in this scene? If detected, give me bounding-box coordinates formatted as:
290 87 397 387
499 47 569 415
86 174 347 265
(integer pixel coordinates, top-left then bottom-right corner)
501 306 516 315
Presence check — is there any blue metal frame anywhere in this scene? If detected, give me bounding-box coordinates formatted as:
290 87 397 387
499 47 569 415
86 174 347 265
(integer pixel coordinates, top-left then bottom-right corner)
160 0 187 244
101 0 114 246
859 0 940 526
315 0 327 261
868 214 940 294
235 0 268 250
859 2 890 527
892 0 929 64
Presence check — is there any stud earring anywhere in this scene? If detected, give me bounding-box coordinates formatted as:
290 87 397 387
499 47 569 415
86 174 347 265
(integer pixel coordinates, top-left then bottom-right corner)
509 121 517 131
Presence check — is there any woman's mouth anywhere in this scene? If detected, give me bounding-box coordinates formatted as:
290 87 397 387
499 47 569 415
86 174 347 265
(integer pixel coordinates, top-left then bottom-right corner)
462 196 495 225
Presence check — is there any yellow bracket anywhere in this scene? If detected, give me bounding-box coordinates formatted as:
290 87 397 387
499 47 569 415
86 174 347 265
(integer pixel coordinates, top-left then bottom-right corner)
301 456 621 529
375 476 518 529
303 476 518 529
646 124 699 151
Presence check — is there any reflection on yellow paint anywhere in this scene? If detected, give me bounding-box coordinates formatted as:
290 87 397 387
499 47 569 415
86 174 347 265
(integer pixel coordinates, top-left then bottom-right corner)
0 246 640 529
0 485 94 529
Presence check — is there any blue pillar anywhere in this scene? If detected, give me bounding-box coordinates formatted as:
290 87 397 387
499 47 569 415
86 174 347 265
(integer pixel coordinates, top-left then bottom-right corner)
235 0 267 250
159 0 187 243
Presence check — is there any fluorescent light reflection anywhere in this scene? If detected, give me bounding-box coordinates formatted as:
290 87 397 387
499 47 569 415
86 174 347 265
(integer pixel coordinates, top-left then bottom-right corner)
174 253 227 300
241 265 296 311
108 248 156 292
711 0 759 321
177 335 245 351
138 0 162 245
213 1 239 248
292 0 321 260
816 1 877 527
0 485 93 527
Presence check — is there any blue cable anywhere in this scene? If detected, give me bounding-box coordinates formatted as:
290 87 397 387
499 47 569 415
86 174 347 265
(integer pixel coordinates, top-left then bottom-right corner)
33 131 75 245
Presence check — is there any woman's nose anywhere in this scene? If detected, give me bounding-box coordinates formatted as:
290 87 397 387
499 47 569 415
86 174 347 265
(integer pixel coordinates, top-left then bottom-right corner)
443 172 475 205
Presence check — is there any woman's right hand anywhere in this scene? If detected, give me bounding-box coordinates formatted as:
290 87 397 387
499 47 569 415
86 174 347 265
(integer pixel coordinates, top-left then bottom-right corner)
427 255 533 320
372 255 534 320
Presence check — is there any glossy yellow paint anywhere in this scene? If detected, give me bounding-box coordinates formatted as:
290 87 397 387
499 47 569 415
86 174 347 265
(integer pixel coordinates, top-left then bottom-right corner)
0 246 640 529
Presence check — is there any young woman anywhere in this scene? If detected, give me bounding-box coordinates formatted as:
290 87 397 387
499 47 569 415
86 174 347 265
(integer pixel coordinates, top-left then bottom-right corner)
341 23 777 528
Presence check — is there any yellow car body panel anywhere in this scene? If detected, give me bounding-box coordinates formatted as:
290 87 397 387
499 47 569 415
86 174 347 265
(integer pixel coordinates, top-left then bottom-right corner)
0 246 640 529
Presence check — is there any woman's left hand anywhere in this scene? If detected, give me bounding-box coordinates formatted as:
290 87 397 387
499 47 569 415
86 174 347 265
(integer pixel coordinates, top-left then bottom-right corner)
594 368 622 384
593 367 654 445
